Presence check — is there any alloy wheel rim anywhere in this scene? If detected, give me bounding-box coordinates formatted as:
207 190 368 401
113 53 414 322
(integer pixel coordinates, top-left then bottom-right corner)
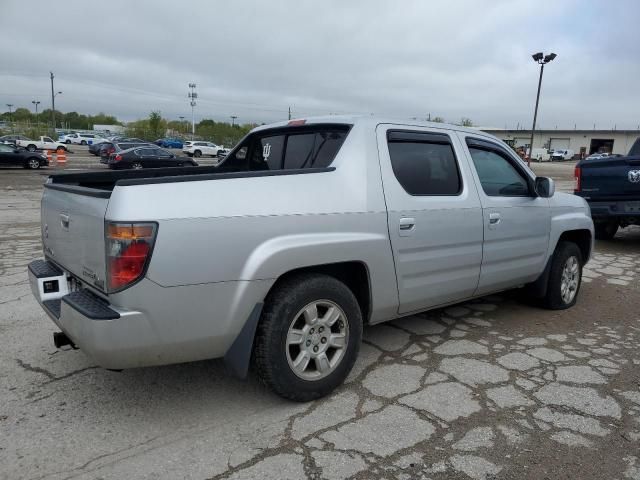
29 159 39 168
560 256 579 304
286 300 349 380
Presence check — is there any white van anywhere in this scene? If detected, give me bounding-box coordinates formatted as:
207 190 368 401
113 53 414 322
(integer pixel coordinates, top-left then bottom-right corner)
550 149 575 161
528 148 551 162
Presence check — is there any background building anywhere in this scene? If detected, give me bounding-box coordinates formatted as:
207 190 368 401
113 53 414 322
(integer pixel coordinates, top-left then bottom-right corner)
482 128 640 158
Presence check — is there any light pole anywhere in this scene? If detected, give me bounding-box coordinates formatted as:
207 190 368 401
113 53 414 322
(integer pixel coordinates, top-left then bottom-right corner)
528 52 557 166
6 104 14 132
178 116 185 135
230 115 237 127
188 83 197 140
32 100 41 129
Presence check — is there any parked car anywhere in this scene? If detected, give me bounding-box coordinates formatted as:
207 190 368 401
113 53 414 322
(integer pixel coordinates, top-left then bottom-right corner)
183 141 225 157
107 146 197 169
0 143 48 169
99 141 150 163
0 134 29 145
27 116 593 401
156 138 184 149
575 137 640 239
529 147 551 162
550 149 575 161
15 136 67 152
64 133 105 145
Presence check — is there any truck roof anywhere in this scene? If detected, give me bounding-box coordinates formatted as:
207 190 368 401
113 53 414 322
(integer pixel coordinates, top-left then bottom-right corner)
251 115 499 141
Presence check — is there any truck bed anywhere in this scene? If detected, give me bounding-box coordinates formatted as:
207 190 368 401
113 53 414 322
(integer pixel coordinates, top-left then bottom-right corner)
46 165 333 197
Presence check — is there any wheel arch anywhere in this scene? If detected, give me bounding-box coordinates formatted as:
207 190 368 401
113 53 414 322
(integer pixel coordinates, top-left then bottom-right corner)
556 229 592 263
266 261 372 324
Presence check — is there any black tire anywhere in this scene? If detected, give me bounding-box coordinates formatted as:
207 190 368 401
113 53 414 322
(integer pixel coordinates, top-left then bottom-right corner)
81 140 87 146
542 241 583 310
193 150 202 158
27 144 37 152
65 140 71 144
254 273 362 402
594 221 618 240
131 162 143 170
26 157 41 169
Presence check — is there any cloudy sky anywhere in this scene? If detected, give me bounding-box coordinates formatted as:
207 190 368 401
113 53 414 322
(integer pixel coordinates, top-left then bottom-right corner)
2 0 639 128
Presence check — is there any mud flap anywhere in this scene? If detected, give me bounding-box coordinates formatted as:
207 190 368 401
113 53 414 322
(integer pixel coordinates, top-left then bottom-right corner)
223 303 263 379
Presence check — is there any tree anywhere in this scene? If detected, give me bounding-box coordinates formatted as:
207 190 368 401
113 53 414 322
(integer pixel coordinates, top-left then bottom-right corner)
460 117 474 127
147 111 166 139
432 116 445 123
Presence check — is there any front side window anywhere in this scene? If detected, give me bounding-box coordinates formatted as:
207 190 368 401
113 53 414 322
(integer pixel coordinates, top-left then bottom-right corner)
387 131 461 195
468 148 530 196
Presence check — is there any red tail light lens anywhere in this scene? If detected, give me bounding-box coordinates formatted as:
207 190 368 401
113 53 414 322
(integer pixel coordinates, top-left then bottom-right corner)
106 222 157 292
114 154 122 161
574 166 581 192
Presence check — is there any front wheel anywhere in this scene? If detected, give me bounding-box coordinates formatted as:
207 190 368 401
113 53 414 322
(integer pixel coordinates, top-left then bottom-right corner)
131 162 143 170
65 140 71 144
254 273 362 402
26 158 41 169
80 140 87 145
193 150 202 158
543 242 583 310
594 221 618 240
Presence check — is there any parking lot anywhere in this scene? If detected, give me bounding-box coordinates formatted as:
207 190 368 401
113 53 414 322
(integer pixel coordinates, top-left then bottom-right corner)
1 152 639 480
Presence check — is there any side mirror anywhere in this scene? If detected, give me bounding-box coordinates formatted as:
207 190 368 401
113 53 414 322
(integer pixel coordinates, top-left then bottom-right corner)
535 177 555 198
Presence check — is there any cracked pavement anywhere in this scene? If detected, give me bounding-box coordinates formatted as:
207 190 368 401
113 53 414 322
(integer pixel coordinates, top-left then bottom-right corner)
1 157 640 480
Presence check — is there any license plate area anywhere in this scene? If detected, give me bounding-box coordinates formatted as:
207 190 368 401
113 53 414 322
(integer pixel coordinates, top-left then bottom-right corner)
624 202 640 213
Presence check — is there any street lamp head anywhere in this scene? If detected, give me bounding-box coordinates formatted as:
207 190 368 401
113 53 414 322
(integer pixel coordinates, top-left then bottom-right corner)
532 52 544 62
544 53 557 63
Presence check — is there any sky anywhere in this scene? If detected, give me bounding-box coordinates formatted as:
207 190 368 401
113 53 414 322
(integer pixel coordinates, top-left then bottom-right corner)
1 0 639 129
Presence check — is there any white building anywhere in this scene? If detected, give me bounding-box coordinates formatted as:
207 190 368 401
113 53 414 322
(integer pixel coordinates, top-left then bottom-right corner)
481 128 640 158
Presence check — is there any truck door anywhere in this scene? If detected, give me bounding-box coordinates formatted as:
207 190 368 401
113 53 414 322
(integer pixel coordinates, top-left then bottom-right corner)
376 125 484 314
460 134 551 295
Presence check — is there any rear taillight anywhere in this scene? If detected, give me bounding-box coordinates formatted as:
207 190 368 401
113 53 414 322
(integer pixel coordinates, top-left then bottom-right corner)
574 166 581 192
106 222 157 292
114 154 122 161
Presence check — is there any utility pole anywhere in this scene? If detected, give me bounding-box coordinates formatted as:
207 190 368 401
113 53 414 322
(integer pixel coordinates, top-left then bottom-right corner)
288 106 291 120
6 104 14 132
32 100 41 128
188 83 197 140
230 115 237 127
50 72 56 130
179 116 185 135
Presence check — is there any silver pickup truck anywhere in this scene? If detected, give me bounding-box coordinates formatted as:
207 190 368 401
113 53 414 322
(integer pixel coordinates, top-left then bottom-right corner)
28 116 593 401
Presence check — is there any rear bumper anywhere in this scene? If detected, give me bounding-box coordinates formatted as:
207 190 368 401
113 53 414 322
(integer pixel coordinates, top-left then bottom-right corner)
586 200 640 223
28 259 272 370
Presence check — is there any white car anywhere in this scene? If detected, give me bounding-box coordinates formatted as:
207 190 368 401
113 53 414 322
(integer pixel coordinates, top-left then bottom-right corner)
182 141 225 158
550 149 575 161
64 133 105 145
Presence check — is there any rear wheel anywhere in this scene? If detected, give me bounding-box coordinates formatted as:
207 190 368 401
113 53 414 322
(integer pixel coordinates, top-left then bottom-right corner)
27 144 37 152
81 140 87 146
193 150 202 158
594 221 618 240
254 273 362 402
65 140 71 144
542 242 583 310
27 158 41 169
131 162 143 170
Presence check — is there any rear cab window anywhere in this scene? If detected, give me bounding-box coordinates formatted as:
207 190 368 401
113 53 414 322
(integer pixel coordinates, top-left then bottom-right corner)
219 124 351 172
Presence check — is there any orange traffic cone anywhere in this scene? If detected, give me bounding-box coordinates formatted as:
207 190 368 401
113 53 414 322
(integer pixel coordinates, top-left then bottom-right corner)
45 150 54 167
56 149 67 167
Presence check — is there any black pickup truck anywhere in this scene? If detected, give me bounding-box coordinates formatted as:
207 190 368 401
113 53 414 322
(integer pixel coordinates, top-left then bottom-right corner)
575 138 640 239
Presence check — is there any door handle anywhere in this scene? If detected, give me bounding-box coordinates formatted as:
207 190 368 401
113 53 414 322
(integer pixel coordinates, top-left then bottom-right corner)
60 213 70 230
488 212 501 227
399 217 416 236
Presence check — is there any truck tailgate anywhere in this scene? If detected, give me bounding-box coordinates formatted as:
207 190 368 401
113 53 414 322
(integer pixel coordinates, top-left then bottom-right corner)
580 156 640 198
42 185 109 292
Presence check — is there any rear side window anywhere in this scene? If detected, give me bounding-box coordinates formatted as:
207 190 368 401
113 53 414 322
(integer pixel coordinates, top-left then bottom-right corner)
221 124 350 172
387 130 461 195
